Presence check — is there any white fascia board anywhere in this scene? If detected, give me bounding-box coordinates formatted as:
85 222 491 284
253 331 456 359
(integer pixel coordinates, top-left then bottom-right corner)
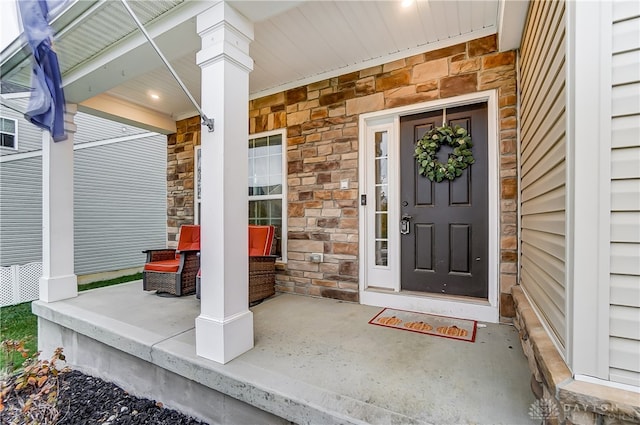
497 0 530 52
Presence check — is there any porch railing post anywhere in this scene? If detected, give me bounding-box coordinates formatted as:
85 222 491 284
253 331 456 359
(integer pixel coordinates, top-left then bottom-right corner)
194 3 255 364
39 103 78 302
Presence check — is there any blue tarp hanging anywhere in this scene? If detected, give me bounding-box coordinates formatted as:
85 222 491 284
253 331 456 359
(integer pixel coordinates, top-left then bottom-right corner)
18 0 67 142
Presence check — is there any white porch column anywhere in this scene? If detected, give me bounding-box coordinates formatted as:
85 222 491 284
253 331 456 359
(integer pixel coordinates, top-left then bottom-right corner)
195 3 254 364
40 104 78 302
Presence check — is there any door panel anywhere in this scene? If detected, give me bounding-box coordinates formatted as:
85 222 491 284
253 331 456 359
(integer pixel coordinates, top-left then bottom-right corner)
415 224 434 270
400 103 488 298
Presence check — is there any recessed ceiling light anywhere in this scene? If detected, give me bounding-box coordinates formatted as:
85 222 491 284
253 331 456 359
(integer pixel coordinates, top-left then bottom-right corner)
401 0 414 8
150 93 160 100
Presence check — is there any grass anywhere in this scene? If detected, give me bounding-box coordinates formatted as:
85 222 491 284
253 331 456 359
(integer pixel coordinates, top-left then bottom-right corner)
0 302 37 373
0 272 143 371
78 272 142 292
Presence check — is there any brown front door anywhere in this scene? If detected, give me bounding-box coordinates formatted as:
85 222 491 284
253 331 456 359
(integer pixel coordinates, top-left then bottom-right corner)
399 103 488 298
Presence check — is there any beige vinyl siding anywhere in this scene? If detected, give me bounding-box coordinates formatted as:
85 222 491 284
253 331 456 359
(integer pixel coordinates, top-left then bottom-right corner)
519 0 567 349
609 1 640 387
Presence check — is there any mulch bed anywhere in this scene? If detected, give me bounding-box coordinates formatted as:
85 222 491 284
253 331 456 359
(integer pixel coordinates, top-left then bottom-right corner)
1 370 207 424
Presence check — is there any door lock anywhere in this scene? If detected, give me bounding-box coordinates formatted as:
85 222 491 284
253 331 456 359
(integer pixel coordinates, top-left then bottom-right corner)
400 214 412 235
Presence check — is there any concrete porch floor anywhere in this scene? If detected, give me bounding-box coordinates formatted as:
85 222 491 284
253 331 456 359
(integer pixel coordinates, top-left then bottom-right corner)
33 281 537 425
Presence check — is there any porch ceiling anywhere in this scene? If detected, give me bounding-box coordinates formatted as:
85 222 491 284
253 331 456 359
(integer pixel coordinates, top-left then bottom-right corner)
1 0 525 132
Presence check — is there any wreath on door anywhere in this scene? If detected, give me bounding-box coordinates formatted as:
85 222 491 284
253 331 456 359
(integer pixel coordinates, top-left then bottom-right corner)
414 124 475 182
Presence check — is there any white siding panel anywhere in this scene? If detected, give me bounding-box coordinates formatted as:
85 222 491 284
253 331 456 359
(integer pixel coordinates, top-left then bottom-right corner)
609 368 640 387
0 156 43 266
519 0 567 349
611 147 640 179
612 49 640 86
611 179 640 211
610 305 640 340
611 212 640 243
612 16 640 54
610 274 640 308
610 1 640 388
612 82 640 117
612 115 640 148
613 1 640 22
610 243 640 275
610 337 640 377
74 135 167 275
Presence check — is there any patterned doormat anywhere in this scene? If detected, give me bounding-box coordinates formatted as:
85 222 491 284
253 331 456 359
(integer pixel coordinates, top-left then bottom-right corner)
369 308 477 342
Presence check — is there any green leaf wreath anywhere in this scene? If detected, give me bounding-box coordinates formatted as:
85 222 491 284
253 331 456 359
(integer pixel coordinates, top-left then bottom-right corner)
414 124 475 182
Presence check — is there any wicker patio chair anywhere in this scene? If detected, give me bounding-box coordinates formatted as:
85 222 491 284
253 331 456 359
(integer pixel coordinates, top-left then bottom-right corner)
196 225 276 304
143 225 200 296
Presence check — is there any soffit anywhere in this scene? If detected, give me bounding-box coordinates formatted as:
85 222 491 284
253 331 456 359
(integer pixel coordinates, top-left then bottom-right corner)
1 1 501 123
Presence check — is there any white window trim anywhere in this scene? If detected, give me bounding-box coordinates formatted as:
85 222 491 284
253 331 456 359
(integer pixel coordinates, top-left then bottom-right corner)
249 129 287 262
0 117 18 150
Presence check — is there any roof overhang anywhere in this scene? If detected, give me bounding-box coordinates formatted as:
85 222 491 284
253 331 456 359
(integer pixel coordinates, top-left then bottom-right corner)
1 0 529 133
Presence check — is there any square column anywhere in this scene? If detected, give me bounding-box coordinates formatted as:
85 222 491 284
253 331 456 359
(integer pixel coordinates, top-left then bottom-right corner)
195 3 254 364
40 104 78 302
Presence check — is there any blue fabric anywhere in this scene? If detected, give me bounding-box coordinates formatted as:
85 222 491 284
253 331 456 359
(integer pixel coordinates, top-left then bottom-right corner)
18 0 67 142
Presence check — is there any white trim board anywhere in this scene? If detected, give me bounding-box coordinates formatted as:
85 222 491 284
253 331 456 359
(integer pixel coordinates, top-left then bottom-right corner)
358 90 500 323
0 132 158 163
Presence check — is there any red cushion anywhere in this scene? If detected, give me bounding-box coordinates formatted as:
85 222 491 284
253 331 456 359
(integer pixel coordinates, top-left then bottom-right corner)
144 259 179 273
248 225 274 257
177 225 201 252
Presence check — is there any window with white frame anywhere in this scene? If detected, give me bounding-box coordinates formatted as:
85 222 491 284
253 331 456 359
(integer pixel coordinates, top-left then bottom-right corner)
0 118 17 149
194 130 287 259
249 131 286 258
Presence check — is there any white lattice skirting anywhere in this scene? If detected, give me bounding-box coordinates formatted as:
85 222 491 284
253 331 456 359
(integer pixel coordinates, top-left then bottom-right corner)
0 262 42 307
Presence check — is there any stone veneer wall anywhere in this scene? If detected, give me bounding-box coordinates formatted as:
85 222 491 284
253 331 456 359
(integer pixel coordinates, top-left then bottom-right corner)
166 116 200 247
248 34 519 317
512 287 640 424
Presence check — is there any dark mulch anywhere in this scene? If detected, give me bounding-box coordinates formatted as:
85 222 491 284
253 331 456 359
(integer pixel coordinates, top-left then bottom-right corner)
1 370 207 424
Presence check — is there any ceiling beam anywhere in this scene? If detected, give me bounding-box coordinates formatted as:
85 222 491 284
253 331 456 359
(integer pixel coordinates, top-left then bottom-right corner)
79 93 176 134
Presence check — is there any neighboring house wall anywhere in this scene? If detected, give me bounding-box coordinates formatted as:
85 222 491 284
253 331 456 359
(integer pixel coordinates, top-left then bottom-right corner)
609 1 640 387
74 136 168 275
0 155 42 265
169 34 519 314
518 0 567 349
0 98 167 277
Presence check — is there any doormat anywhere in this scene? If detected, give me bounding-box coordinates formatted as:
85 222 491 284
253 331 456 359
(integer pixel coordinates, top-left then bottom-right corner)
369 308 477 342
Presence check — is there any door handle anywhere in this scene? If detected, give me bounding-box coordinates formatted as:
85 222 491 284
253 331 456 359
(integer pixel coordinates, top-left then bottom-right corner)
400 214 412 235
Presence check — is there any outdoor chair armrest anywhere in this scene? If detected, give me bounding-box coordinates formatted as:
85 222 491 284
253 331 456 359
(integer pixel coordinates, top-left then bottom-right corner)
177 250 200 279
143 248 176 262
177 250 200 263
